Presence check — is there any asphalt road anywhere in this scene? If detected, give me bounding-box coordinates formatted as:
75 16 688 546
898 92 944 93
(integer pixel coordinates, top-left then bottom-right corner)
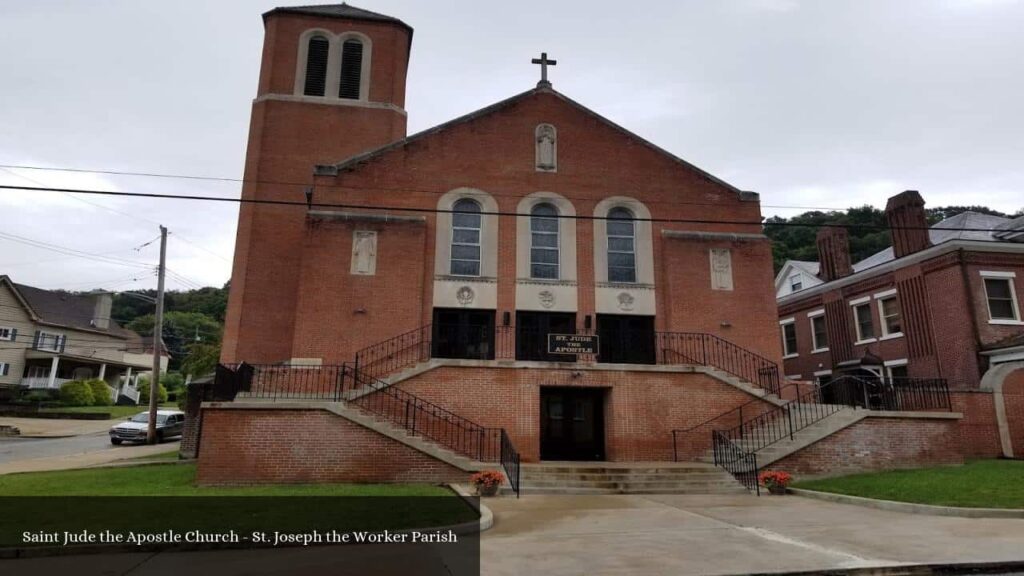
0 431 177 465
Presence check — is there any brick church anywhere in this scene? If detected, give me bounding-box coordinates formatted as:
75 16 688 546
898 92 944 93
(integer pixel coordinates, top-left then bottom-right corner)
194 4 1000 490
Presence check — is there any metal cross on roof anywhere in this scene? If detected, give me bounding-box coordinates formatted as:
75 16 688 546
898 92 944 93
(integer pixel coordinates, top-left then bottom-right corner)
532 52 557 88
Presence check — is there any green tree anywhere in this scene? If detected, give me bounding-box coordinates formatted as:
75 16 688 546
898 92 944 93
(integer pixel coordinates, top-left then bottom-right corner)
180 342 221 378
128 311 222 371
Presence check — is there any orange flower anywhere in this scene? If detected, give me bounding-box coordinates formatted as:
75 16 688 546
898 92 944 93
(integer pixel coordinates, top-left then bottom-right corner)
758 470 793 488
470 470 504 488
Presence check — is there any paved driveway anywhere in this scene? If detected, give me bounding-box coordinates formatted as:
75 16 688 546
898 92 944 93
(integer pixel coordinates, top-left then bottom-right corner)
481 493 1024 576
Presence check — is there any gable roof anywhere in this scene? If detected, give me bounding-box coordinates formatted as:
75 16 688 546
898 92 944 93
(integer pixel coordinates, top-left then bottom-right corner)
1 276 136 339
315 86 759 202
263 3 413 34
774 260 824 295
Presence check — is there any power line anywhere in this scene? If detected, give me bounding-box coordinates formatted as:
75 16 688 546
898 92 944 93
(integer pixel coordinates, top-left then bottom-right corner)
0 162 858 212
0 230 156 271
1 183 1018 233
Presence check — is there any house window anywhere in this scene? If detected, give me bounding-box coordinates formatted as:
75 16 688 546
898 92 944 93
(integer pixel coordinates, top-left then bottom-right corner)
887 363 909 380
606 207 636 283
450 199 482 276
0 327 14 341
530 203 559 279
853 302 875 342
790 274 803 291
780 319 797 357
0 362 9 377
35 331 65 352
810 313 828 352
339 39 364 99
302 35 330 96
982 273 1021 323
878 295 902 337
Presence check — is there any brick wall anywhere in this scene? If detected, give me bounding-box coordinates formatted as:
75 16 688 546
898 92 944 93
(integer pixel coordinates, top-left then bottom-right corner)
384 366 778 462
772 416 963 478
196 408 467 486
1005 368 1024 456
950 390 1002 459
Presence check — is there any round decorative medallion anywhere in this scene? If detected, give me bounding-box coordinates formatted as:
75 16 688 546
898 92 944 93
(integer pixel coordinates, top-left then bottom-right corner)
617 292 635 311
538 290 556 309
456 286 475 306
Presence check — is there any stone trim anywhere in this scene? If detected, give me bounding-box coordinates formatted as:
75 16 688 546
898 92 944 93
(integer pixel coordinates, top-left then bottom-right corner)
308 210 425 224
661 230 768 242
980 360 1024 458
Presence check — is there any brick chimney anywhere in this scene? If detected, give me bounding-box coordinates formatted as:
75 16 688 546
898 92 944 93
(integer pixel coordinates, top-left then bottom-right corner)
885 190 931 258
89 290 112 330
816 227 854 282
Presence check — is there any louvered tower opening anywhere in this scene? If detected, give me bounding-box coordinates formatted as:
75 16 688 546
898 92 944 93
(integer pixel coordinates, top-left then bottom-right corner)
303 36 329 96
339 39 364 99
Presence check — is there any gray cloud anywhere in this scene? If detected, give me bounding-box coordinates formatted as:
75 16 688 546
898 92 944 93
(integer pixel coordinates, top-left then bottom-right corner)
1 0 1021 290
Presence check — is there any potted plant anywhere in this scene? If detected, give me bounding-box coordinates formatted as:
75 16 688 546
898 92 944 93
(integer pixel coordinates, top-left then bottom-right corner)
758 470 792 495
470 470 504 497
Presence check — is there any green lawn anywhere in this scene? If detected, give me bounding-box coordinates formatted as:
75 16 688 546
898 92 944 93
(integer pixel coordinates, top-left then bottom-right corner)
793 460 1024 509
40 404 179 419
0 464 476 547
0 463 452 496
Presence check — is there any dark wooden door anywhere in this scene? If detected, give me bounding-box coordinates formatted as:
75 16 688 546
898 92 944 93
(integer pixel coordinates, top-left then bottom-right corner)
432 308 495 360
596 314 655 364
516 311 577 362
540 387 605 461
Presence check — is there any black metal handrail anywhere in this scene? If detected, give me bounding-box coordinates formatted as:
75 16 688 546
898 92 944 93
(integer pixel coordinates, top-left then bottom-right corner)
712 430 759 495
215 363 522 496
655 332 781 396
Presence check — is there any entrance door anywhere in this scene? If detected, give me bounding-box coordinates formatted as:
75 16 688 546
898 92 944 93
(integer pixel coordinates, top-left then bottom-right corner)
432 308 495 360
516 311 576 362
540 387 605 461
596 314 655 364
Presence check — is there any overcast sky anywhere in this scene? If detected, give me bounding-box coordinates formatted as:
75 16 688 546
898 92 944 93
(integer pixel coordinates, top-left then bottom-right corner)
1 0 1022 292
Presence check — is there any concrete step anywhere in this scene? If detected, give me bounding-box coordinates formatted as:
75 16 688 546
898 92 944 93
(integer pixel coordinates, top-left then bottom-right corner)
521 472 731 482
519 485 749 495
522 480 744 490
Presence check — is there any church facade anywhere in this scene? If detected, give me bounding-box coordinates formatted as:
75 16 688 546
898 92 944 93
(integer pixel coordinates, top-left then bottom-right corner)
197 4 969 487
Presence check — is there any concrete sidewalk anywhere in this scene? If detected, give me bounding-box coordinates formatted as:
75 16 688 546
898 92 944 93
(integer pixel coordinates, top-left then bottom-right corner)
0 440 180 475
0 416 119 438
481 493 1024 575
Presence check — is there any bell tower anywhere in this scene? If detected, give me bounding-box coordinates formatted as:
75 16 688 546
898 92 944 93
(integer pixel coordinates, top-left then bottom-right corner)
222 4 413 363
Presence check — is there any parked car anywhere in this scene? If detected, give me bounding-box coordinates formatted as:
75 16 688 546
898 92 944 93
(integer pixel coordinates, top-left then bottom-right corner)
109 410 185 445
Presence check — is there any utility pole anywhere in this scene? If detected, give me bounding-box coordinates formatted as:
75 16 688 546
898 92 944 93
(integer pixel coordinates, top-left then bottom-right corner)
147 225 167 444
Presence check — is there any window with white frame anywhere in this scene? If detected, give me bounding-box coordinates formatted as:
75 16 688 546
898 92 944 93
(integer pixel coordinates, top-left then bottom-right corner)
809 312 828 352
607 207 636 283
780 319 798 357
0 326 14 341
878 294 903 337
530 203 559 279
35 331 64 352
338 38 364 99
852 301 875 342
981 272 1021 323
790 274 803 292
886 361 909 381
0 362 9 377
450 198 482 276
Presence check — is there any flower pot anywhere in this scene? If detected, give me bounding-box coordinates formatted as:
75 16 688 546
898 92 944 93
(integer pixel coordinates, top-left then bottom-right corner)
767 485 787 495
477 484 499 497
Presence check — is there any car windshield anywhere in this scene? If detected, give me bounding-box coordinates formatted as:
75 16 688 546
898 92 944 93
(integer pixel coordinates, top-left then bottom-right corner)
129 413 169 424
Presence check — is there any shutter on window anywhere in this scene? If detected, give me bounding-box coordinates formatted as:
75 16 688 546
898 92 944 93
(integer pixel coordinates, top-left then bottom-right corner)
10 328 16 342
303 36 329 96
33 330 40 349
339 40 363 99
1 364 8 376
59 335 67 353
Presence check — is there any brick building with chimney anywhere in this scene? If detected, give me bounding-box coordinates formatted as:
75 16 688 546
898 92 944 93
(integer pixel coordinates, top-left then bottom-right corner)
191 4 1016 490
776 191 1024 460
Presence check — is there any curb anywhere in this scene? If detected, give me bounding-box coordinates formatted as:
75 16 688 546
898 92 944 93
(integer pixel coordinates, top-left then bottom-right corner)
448 483 494 532
790 488 1024 519
748 559 1024 575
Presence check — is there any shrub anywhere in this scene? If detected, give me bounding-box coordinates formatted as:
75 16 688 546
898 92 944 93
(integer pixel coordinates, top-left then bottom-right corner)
85 379 113 406
59 380 95 407
139 382 168 405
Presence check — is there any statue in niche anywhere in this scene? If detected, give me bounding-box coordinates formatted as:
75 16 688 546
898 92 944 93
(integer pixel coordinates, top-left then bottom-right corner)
710 248 733 291
351 230 377 276
536 124 557 171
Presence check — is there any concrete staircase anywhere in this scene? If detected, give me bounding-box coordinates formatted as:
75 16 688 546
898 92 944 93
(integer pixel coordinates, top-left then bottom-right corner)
702 404 865 467
518 462 750 495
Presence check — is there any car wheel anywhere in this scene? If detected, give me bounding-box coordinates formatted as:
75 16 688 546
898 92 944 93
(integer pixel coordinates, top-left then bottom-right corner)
111 438 123 445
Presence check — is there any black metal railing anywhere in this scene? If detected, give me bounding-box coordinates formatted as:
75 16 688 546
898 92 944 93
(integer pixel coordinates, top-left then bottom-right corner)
656 332 781 396
860 377 951 412
354 325 433 382
354 324 518 381
712 430 759 495
214 363 522 496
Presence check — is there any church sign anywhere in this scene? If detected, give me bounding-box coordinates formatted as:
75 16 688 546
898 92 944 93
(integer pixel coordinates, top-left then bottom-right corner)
547 334 598 355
